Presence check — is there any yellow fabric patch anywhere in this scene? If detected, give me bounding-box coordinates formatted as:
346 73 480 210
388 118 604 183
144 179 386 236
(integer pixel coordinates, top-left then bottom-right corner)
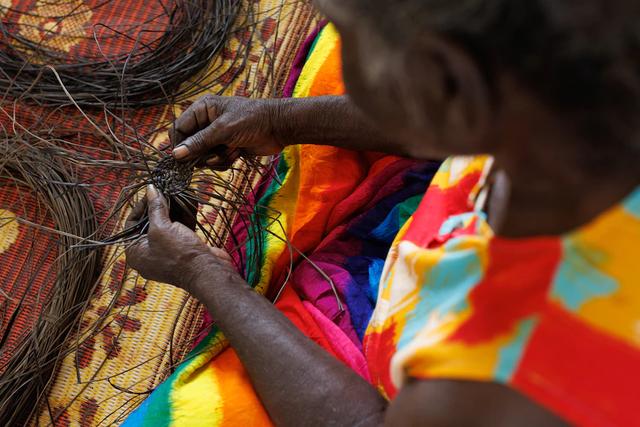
171 361 223 427
293 24 341 98
567 205 640 345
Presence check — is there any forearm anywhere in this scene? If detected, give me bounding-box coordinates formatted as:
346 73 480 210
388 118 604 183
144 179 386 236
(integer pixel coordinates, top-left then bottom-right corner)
272 95 409 155
190 268 387 427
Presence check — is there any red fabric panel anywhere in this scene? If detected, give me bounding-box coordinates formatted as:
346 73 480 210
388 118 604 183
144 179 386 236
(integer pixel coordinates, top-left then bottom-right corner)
514 303 640 427
450 237 562 344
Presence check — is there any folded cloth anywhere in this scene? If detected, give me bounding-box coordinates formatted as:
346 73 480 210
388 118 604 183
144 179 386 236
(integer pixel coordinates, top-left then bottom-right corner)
124 23 437 426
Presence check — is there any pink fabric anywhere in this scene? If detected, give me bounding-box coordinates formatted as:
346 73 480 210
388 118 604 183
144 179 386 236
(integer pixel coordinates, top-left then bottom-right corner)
303 301 371 382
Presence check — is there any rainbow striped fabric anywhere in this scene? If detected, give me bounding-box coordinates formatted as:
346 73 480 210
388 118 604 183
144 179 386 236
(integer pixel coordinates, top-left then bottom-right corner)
124 23 438 426
125 22 640 427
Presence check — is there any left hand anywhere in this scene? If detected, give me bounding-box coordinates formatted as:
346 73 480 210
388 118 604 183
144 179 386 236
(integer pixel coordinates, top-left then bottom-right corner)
125 185 239 293
170 95 286 170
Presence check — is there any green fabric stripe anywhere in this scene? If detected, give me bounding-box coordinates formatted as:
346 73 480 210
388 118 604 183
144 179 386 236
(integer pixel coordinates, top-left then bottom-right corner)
245 155 290 286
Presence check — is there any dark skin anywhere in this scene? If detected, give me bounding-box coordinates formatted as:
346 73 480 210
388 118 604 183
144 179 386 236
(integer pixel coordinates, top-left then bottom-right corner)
126 0 640 425
127 187 566 427
169 95 406 166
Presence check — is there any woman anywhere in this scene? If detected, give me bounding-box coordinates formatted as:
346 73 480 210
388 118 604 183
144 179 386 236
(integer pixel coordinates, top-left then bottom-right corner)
126 0 640 425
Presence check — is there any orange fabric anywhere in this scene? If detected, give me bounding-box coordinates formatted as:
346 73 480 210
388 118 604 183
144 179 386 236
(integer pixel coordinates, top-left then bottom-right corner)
308 40 345 96
210 350 273 426
207 27 356 422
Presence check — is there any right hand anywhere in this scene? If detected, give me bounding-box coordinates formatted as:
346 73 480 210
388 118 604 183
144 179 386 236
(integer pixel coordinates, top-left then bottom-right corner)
125 185 240 295
170 95 286 169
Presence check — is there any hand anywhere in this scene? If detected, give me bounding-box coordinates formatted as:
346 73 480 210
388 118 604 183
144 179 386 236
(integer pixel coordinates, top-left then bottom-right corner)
125 185 240 294
170 95 286 169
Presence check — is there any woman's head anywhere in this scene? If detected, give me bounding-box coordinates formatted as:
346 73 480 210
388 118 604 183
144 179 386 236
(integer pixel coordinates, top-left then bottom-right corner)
316 0 640 159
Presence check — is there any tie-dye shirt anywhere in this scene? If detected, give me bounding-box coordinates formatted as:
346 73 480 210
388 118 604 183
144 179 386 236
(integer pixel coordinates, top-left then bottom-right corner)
364 156 640 427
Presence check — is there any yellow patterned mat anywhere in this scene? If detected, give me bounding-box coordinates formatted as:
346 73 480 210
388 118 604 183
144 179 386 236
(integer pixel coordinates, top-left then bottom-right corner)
0 1 320 425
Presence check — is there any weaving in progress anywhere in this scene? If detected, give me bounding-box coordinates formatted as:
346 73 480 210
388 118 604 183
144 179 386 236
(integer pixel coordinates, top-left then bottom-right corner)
0 0 320 424
2 0 640 426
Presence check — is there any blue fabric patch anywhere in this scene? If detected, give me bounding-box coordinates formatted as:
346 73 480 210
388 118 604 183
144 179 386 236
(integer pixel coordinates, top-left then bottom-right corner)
439 213 477 236
622 187 640 219
371 195 422 242
344 163 439 339
368 258 384 302
397 245 484 349
121 399 148 426
551 238 618 311
494 317 537 382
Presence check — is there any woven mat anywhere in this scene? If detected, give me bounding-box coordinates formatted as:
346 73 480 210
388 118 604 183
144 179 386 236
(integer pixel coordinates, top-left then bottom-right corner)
0 186 58 372
0 0 171 58
0 0 320 425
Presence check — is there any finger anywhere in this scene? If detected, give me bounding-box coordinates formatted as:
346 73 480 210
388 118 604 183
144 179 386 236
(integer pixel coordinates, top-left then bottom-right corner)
173 117 231 161
146 184 171 228
171 97 212 141
125 237 148 270
205 148 241 171
194 144 228 166
169 125 186 147
125 196 147 228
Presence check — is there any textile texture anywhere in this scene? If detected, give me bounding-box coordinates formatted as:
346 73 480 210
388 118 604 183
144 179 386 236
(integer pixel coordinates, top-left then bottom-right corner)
131 22 640 427
364 154 640 427
0 0 322 425
123 23 439 426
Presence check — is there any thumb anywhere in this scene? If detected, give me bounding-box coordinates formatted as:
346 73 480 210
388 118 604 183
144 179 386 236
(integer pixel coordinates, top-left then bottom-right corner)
172 117 231 161
147 184 170 228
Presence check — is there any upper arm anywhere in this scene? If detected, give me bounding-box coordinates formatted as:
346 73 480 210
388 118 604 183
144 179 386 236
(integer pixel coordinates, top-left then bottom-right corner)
384 379 569 427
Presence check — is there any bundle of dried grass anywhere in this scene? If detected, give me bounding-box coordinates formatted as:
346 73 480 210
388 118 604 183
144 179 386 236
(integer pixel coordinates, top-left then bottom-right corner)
0 0 321 423
0 115 280 425
0 0 245 107
0 89 280 421
0 136 101 426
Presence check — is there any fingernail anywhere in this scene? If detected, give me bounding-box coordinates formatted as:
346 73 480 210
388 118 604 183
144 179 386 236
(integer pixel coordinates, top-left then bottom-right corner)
206 156 219 166
147 184 158 198
173 145 189 159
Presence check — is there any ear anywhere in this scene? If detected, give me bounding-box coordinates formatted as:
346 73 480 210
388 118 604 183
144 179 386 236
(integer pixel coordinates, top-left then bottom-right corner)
396 34 494 155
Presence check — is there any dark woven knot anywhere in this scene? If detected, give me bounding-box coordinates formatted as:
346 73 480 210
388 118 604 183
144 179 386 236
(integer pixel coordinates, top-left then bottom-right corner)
151 156 193 196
